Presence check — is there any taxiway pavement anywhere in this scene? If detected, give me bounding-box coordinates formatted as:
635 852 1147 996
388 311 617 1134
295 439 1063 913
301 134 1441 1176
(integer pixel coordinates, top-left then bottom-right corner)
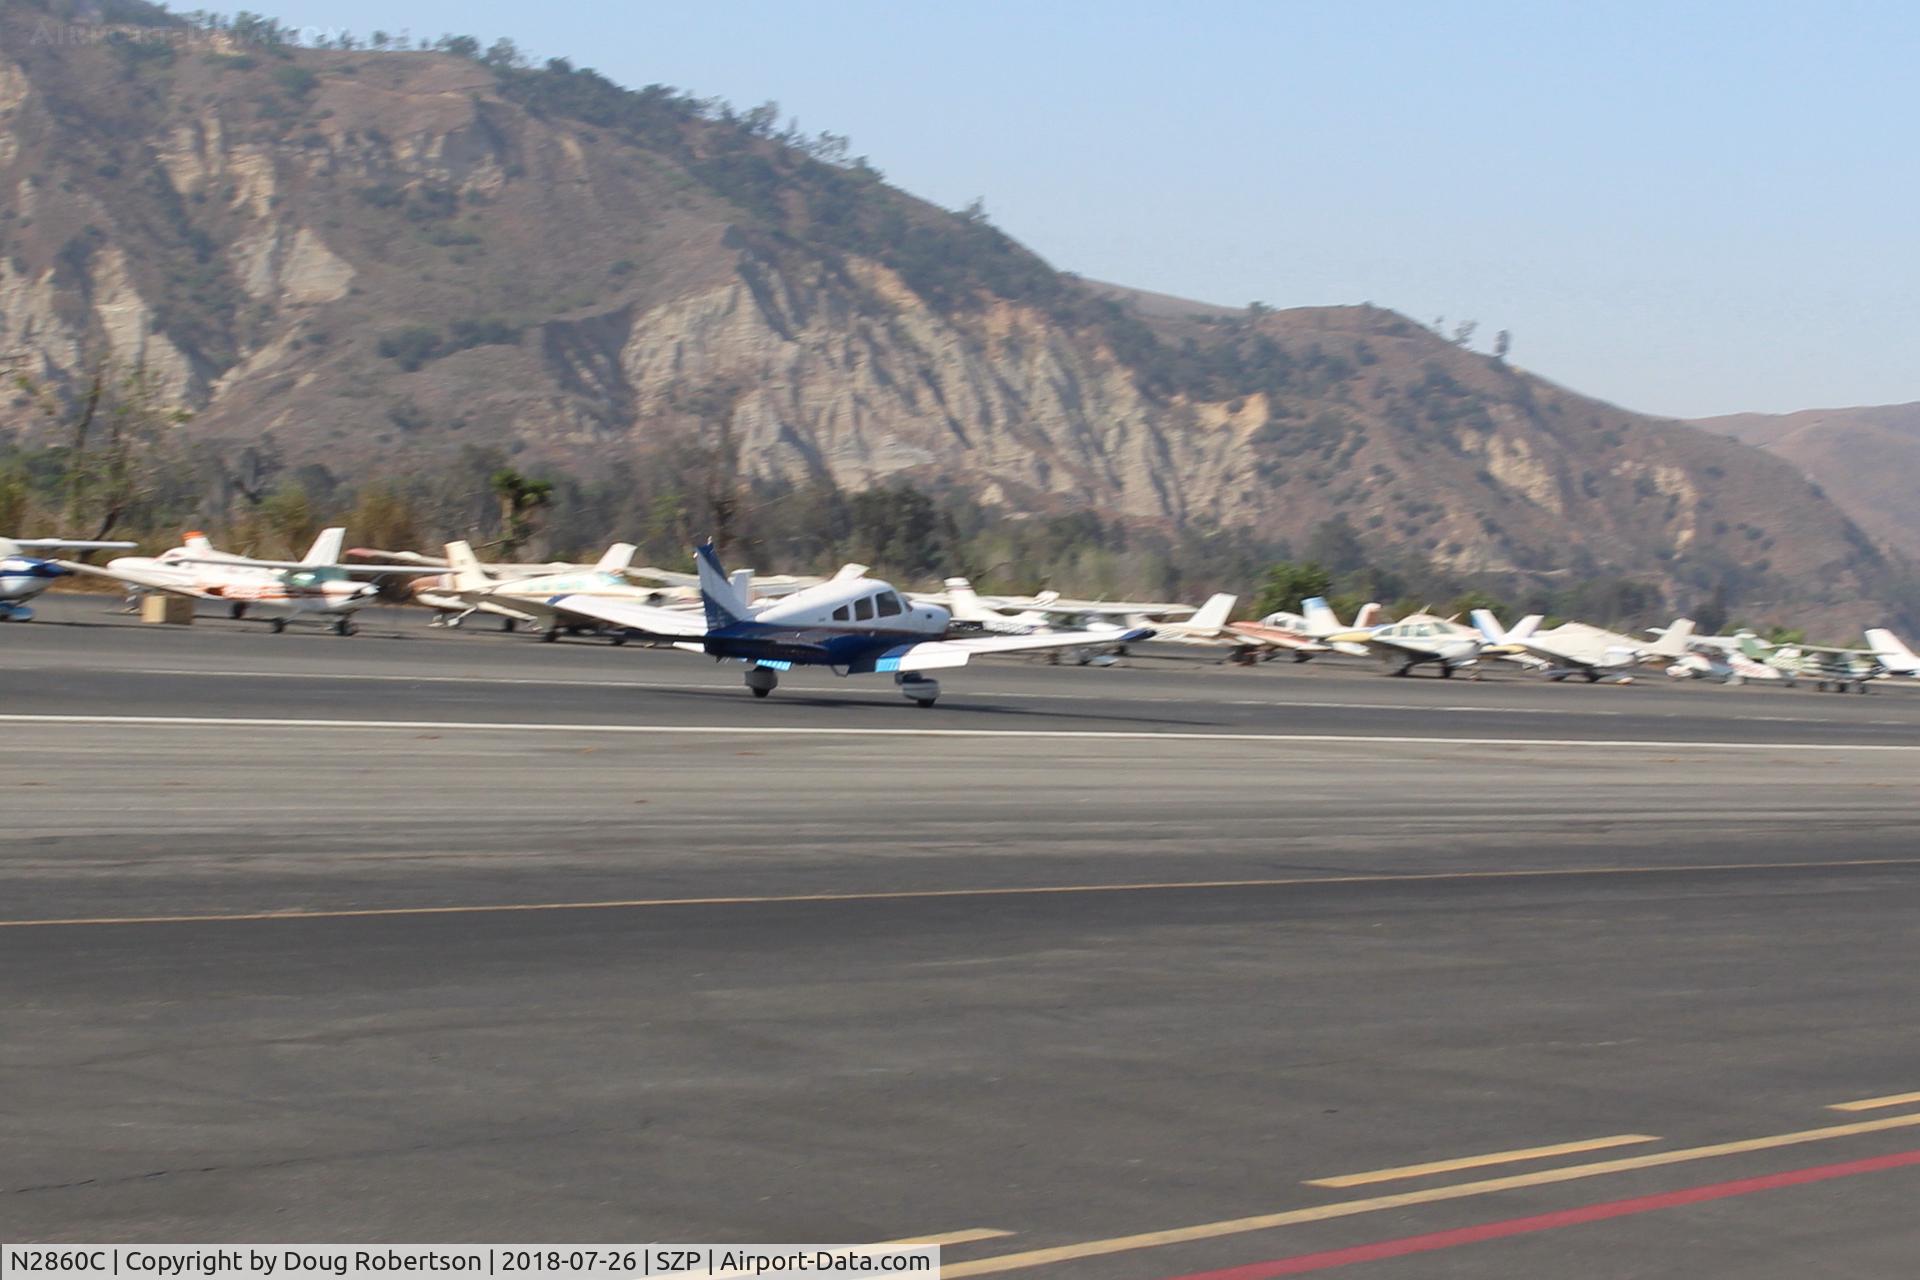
4 597 1919 1277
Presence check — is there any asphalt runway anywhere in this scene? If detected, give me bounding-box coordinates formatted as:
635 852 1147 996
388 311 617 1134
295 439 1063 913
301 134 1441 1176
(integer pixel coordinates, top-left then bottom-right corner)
5 596 1920 1276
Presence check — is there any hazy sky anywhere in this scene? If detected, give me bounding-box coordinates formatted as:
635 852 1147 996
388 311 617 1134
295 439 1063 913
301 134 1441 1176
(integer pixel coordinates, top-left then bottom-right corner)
282 1 1915 418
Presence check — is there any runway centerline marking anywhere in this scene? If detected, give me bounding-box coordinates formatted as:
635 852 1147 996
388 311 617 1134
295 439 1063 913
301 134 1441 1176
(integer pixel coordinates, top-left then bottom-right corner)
941 1111 1920 1276
1830 1090 1920 1112
4 713 1920 752
1305 1134 1662 1188
0 857 1914 929
1158 1147 1920 1279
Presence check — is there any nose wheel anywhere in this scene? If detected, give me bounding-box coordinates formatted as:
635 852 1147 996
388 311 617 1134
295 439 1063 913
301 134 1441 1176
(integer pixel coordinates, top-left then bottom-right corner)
745 666 779 699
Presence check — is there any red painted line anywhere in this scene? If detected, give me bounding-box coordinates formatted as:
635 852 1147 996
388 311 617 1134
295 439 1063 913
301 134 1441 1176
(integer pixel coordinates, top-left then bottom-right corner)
1161 1147 1920 1280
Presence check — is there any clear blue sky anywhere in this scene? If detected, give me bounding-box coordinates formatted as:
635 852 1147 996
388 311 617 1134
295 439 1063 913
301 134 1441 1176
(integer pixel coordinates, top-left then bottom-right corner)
275 0 1916 418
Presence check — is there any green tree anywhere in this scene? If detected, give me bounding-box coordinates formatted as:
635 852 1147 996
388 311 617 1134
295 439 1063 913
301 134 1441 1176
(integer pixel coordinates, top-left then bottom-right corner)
347 484 422 553
258 484 318 557
1250 561 1332 619
490 468 554 556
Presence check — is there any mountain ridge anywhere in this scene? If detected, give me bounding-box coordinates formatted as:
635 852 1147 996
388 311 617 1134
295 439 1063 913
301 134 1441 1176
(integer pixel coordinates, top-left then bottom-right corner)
0 1 1902 624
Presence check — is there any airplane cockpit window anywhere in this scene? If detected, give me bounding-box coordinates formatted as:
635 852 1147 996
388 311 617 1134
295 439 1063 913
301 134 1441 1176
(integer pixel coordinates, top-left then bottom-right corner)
855 595 876 621
877 591 903 617
832 604 851 622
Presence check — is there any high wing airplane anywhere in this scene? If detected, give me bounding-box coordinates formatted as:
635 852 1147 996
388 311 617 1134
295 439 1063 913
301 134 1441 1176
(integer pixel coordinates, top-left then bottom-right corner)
546 541 1154 705
59 528 437 634
1472 612 1693 682
1737 633 1881 692
0 536 138 620
1864 628 1920 678
914 576 1135 665
1230 596 1383 661
1330 612 1510 677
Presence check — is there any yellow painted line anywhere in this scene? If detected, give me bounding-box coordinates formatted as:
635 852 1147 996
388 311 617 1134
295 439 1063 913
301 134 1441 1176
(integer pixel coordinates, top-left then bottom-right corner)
943 1112 1920 1276
1830 1091 1920 1112
1305 1133 1663 1188
869 1229 1012 1247
1 857 1916 930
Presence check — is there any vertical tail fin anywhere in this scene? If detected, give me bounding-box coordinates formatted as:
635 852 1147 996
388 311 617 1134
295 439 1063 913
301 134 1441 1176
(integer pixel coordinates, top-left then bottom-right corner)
695 540 751 629
594 542 638 573
444 541 492 592
1865 628 1920 673
1302 596 1340 634
1352 602 1382 629
301 528 345 566
1646 618 1696 658
944 577 992 622
1469 608 1507 644
1507 614 1543 642
184 531 214 553
1189 593 1236 632
729 568 753 604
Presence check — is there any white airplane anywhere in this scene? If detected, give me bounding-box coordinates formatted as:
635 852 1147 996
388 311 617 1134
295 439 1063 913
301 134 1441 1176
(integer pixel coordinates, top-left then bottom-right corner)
546 541 1153 705
1229 596 1382 661
1471 612 1695 682
60 528 429 634
917 578 1059 636
0 536 138 621
1865 629 1920 677
1331 612 1509 678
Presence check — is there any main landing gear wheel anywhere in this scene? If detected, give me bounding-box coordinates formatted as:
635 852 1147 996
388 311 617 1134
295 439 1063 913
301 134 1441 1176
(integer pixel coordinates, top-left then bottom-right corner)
745 666 779 699
333 618 357 637
1440 664 1454 679
270 617 287 634
230 602 248 620
897 673 940 707
501 618 517 633
541 627 560 643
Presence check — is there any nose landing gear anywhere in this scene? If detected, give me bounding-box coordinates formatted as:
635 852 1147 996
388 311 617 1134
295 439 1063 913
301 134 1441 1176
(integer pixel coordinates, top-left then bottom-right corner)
745 665 779 699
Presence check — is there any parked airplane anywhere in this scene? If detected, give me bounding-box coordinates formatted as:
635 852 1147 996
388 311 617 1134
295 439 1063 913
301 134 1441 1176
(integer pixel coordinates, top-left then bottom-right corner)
1331 613 1507 677
0 536 137 620
1473 612 1694 682
547 542 1152 705
1864 629 1920 677
1737 634 1881 692
1230 596 1382 661
61 529 431 634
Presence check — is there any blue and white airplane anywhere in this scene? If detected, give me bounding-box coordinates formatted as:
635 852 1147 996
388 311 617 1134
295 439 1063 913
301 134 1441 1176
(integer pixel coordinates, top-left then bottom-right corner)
550 542 1153 706
0 536 137 621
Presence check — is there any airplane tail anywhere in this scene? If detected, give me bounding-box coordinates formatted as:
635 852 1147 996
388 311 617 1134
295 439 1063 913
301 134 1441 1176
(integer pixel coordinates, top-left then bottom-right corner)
944 577 994 623
1189 593 1236 632
594 542 638 573
1737 632 1772 660
695 540 750 629
301 527 346 566
1508 614 1543 642
1302 596 1340 634
1353 602 1382 629
729 568 754 603
184 531 215 553
1865 628 1920 673
1469 608 1507 644
443 541 493 592
831 563 871 582
1646 618 1696 659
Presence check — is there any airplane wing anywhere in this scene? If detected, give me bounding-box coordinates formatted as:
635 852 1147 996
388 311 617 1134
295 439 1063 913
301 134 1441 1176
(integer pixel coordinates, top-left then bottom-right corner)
55 559 216 600
1227 622 1324 652
173 557 449 575
878 627 1154 672
544 593 710 638
9 539 137 551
